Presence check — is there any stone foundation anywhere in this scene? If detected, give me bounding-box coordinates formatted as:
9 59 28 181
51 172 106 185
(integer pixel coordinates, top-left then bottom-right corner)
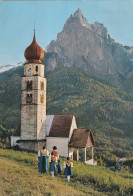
18 140 46 152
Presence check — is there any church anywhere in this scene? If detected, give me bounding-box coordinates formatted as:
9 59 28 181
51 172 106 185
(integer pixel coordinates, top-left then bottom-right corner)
11 32 95 164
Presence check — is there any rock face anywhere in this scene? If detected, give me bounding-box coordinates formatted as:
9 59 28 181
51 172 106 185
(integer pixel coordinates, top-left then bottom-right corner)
43 9 133 84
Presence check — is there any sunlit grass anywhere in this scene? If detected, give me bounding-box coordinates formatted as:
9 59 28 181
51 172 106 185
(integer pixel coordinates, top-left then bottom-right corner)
0 149 133 195
0 158 84 196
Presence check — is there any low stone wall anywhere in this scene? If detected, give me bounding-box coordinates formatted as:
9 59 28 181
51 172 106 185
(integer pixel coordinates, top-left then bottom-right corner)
19 140 46 152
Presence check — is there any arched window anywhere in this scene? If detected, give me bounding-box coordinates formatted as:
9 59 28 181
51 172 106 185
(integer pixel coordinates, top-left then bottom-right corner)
36 66 38 72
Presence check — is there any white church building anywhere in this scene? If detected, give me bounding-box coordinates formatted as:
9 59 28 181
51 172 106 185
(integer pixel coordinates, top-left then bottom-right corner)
11 32 95 163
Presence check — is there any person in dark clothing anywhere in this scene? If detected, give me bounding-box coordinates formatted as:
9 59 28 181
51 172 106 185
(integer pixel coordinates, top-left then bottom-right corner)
57 160 62 174
49 146 58 178
64 157 73 182
38 146 49 173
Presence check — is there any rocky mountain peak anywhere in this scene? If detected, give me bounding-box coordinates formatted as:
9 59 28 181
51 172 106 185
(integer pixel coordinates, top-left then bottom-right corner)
44 9 132 84
73 8 83 18
64 8 91 30
63 9 112 42
90 22 112 42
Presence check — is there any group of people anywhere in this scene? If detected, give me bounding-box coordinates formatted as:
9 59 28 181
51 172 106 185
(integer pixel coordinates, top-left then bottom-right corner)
37 145 73 182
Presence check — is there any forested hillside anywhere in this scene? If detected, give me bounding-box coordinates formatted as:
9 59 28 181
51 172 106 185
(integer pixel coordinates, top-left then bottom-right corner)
0 65 133 160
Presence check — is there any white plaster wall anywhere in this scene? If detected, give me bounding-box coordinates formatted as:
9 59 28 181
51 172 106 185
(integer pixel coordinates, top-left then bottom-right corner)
46 115 77 157
46 115 54 136
69 116 77 138
46 137 70 157
11 136 20 147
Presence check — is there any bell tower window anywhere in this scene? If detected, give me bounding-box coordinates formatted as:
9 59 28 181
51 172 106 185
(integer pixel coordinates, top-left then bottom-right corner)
36 66 38 72
26 94 32 104
27 81 32 90
40 94 44 103
40 81 44 90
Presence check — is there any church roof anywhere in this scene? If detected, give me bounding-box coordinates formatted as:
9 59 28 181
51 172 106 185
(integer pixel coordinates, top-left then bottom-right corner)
69 129 94 148
24 32 44 64
48 114 74 137
12 114 75 138
12 124 21 136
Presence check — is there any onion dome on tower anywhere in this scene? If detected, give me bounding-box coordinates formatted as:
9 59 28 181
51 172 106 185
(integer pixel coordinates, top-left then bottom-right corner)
24 31 44 64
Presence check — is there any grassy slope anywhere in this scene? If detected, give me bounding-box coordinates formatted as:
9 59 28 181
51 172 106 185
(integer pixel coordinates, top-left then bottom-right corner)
0 158 85 196
0 150 105 196
0 149 133 196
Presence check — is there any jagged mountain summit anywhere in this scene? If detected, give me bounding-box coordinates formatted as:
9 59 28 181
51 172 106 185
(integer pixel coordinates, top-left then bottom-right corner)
1 9 133 85
44 9 133 84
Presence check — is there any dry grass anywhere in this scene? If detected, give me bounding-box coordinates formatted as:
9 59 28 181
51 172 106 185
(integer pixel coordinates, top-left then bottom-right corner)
0 157 84 196
1 149 132 195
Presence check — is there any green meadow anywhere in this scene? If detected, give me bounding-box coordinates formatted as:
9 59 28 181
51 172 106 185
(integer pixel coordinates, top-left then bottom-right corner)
0 149 133 195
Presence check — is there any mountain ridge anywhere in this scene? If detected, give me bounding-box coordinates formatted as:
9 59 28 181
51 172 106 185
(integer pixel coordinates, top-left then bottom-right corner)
1 9 133 86
44 9 133 86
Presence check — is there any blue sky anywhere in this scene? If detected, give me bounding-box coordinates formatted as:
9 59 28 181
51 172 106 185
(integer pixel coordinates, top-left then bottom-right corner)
1 0 133 66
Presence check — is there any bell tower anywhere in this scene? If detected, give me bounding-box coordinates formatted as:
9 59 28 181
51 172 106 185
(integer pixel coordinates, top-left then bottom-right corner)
20 31 46 151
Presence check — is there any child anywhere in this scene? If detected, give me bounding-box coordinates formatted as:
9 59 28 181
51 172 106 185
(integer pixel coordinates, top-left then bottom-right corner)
57 160 62 174
49 146 58 178
64 157 73 182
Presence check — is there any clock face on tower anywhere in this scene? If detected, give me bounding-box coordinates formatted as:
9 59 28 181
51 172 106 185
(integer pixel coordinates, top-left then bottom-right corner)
26 66 32 76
